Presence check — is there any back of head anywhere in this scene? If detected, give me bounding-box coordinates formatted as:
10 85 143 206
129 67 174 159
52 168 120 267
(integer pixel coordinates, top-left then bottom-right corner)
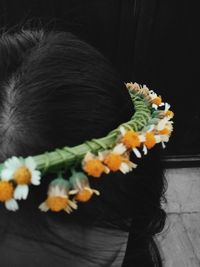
0 28 166 266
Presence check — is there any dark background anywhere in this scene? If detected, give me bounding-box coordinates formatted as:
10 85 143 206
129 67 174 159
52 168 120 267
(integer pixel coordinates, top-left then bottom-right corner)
0 0 199 164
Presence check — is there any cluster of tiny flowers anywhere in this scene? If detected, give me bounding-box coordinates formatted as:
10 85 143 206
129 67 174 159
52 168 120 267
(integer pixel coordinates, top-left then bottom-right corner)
0 157 41 211
82 82 174 178
39 171 99 213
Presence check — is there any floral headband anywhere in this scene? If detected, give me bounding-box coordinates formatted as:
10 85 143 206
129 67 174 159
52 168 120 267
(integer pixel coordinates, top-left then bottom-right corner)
0 82 174 213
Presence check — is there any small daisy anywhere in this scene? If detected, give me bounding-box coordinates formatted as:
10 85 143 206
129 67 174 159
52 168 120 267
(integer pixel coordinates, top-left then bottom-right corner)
156 121 173 148
0 180 18 211
1 156 41 200
39 177 77 213
69 171 100 202
99 143 137 174
119 126 143 158
158 121 173 136
82 151 110 178
140 131 161 155
156 117 172 132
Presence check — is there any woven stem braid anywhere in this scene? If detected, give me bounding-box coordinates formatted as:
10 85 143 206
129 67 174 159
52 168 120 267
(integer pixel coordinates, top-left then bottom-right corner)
0 90 152 174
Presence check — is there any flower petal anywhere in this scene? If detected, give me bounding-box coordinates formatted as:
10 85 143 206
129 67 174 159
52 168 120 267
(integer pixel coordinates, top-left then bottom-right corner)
157 117 169 131
31 170 41 185
119 126 126 136
25 157 37 171
5 199 19 211
83 151 94 162
5 157 22 170
119 163 130 174
139 135 145 142
143 145 148 155
132 148 142 158
128 161 137 169
104 166 110 174
112 143 127 155
68 199 78 210
1 169 14 181
147 125 155 132
155 135 161 143
165 103 170 112
161 141 166 149
64 206 73 214
14 184 29 200
152 104 158 110
38 202 49 212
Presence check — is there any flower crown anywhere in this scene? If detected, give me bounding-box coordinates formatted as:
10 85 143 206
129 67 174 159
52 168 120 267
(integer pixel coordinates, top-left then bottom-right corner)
0 82 174 213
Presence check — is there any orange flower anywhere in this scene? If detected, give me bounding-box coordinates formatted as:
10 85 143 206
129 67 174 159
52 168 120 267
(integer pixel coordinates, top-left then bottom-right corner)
121 130 141 149
103 153 124 171
13 166 32 185
152 96 162 106
144 132 156 149
69 171 100 202
0 181 14 202
83 159 106 177
46 196 69 212
0 180 19 211
75 188 93 202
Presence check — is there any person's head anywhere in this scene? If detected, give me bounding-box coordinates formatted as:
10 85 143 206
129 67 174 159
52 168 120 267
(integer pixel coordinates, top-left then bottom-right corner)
0 28 166 266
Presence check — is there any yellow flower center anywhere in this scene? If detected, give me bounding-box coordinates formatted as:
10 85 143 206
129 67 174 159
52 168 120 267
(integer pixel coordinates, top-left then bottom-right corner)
122 130 141 148
0 181 14 202
103 153 123 171
46 196 69 212
152 96 162 106
144 132 156 149
76 188 93 202
83 159 105 177
159 128 171 135
165 110 174 118
14 166 32 184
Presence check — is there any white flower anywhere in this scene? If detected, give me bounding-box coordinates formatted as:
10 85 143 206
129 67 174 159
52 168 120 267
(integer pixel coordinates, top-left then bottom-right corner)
1 156 41 200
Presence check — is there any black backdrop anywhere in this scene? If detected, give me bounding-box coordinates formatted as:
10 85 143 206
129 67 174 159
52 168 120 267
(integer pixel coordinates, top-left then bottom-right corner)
0 0 199 164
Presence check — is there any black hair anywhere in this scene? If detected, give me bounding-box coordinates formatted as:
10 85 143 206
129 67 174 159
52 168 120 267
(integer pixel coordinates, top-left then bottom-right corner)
0 28 167 267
